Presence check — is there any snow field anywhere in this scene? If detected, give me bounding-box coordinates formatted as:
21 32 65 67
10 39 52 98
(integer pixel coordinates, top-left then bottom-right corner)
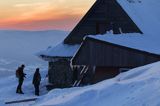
33 62 160 106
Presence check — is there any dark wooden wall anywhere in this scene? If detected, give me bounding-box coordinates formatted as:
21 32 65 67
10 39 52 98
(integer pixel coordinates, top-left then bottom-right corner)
93 67 120 83
64 0 142 44
72 37 160 67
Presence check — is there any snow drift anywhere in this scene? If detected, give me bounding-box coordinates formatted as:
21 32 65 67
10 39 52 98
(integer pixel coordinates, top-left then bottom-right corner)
33 61 160 106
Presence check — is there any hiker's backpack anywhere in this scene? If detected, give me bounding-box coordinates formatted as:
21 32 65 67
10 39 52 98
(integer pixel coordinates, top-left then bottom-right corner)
16 68 20 78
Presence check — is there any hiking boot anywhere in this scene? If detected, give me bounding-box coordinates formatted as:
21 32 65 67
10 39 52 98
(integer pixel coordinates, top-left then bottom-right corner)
35 93 39 96
19 92 24 94
16 90 19 93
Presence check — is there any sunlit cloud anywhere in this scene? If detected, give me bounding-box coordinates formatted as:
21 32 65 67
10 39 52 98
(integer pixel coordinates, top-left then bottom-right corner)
0 0 95 31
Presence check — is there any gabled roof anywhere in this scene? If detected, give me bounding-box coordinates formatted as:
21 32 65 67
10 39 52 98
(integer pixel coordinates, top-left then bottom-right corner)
39 0 160 60
64 0 142 44
86 0 160 55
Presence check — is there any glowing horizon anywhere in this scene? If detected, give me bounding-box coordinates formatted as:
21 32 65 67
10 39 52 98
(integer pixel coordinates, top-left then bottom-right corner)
0 0 95 31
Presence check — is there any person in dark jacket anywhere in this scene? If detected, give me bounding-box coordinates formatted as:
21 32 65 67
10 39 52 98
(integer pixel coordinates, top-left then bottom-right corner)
32 68 41 96
16 64 26 94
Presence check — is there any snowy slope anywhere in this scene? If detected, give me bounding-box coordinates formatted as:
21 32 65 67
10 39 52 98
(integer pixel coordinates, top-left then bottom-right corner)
117 0 160 35
0 30 68 77
33 61 160 106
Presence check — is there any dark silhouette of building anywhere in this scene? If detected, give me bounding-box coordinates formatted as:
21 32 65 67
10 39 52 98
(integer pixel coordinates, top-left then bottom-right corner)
38 0 160 89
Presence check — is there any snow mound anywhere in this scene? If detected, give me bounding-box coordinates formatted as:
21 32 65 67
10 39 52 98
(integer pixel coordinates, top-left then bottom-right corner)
33 61 160 106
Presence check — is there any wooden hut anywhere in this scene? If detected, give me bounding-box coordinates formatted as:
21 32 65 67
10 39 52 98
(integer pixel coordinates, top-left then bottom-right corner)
72 36 160 83
38 0 158 88
64 0 142 44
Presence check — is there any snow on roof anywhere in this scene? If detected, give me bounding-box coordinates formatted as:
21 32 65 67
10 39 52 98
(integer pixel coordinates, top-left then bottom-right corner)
89 33 160 55
88 0 160 55
37 43 79 58
39 0 160 58
117 0 160 35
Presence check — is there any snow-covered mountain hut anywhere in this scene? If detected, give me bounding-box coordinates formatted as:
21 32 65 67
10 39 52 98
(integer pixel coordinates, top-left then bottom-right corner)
38 0 160 88
72 0 160 84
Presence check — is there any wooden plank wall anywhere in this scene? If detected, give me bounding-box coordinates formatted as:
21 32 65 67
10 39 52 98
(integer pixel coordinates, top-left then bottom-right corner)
64 0 142 44
72 38 160 67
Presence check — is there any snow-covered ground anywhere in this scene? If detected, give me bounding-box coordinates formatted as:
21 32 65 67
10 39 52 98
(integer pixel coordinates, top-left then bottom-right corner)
2 59 160 106
0 30 68 105
0 69 47 106
33 61 160 106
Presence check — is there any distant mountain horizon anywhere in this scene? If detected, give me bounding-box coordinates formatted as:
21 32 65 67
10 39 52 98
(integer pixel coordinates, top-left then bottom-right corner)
0 28 68 71
0 29 70 33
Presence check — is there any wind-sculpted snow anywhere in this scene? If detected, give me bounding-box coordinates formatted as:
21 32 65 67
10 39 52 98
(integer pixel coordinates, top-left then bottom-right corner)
33 61 160 106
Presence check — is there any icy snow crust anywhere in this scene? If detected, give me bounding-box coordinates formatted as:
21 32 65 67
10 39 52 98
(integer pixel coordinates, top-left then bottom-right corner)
33 61 160 106
89 0 160 55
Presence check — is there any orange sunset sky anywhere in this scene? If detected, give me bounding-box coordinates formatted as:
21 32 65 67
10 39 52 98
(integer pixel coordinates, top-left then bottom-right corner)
0 0 95 31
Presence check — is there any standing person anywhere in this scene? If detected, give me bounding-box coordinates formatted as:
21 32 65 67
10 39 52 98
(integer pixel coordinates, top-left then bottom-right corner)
32 68 41 96
16 64 26 94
